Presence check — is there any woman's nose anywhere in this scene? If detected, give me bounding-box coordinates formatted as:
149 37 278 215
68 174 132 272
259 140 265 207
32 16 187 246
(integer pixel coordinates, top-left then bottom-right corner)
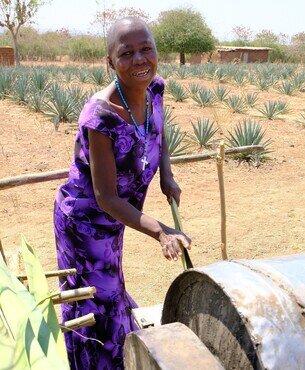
133 50 145 64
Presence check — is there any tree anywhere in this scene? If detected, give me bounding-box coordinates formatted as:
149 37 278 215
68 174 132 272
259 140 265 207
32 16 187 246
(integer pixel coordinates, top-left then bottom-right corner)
0 0 46 65
152 7 215 65
290 32 305 62
253 29 290 63
254 29 278 45
232 25 253 44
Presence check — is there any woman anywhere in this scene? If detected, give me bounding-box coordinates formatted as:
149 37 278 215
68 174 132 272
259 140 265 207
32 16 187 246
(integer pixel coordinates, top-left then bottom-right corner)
54 17 191 370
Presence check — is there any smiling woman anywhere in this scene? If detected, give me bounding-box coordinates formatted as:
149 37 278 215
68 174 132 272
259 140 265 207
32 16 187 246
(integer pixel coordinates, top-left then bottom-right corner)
53 17 191 370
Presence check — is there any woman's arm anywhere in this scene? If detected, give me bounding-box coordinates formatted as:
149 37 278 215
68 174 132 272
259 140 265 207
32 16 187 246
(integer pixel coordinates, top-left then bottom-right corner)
88 128 191 260
159 128 182 206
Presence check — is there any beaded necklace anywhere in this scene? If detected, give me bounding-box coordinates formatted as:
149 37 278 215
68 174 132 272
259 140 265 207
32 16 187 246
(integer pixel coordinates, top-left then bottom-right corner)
114 76 150 170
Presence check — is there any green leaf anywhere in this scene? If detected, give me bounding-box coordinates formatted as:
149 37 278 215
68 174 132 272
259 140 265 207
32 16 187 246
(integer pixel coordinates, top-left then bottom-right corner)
21 235 68 363
0 253 69 369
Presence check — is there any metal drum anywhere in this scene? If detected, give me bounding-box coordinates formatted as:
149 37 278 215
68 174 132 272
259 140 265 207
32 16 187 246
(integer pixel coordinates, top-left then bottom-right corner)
162 253 305 370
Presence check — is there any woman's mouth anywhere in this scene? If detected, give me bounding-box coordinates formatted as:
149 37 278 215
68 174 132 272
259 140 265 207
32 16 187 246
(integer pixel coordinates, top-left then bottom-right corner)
132 69 150 77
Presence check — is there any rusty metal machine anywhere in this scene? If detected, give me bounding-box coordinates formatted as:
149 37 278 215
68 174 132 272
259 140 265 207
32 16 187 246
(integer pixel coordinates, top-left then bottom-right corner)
125 253 305 369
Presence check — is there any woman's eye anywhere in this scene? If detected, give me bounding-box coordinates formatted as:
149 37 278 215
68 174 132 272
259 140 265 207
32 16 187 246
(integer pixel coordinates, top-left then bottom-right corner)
143 47 151 52
121 51 132 57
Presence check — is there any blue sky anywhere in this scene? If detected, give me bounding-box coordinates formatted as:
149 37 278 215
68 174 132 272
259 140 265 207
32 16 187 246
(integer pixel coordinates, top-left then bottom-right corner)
34 0 305 41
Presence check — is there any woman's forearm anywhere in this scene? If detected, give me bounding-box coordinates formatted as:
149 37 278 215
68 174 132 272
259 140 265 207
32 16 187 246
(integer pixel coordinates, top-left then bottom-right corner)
96 193 164 240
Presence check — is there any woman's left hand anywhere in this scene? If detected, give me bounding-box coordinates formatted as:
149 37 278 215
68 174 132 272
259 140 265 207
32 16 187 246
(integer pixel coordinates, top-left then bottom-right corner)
160 177 181 206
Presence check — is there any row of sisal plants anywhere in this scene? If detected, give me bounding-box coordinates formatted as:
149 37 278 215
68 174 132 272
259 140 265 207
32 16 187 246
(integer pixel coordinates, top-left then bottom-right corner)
166 79 291 119
0 66 116 129
0 64 281 164
158 62 305 87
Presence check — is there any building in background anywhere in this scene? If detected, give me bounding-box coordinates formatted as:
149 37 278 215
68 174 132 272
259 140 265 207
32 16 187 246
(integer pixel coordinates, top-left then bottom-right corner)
0 47 14 66
216 46 272 63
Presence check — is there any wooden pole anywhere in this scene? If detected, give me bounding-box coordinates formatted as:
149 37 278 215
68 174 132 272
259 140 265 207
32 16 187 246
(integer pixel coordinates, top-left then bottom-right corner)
0 240 7 264
170 145 264 164
216 141 228 260
17 268 76 281
0 146 264 190
52 286 96 305
0 169 69 190
60 313 96 332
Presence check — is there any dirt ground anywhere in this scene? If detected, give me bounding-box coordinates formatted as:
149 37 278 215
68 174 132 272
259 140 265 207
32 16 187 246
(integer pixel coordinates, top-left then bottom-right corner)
0 70 305 309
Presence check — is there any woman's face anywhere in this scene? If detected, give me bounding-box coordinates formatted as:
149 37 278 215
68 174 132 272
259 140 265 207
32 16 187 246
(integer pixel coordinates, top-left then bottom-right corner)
108 22 158 89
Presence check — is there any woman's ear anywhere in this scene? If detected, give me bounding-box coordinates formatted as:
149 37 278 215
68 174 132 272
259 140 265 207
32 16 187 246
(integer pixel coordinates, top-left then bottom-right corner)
107 56 114 70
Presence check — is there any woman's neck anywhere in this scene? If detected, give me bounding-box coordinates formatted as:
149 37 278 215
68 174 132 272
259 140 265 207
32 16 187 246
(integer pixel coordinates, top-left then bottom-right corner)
111 79 150 125
119 84 147 110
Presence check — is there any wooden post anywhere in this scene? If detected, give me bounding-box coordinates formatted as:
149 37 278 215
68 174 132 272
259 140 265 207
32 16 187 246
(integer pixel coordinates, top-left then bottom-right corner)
0 169 69 190
60 313 96 333
0 240 7 264
17 268 76 281
52 286 96 305
216 141 228 260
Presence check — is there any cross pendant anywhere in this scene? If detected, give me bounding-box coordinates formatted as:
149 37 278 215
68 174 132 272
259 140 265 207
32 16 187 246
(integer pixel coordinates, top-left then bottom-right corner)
141 155 149 170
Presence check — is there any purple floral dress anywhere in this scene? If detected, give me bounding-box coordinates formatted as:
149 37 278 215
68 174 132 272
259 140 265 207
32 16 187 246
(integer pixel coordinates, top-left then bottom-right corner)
54 76 164 370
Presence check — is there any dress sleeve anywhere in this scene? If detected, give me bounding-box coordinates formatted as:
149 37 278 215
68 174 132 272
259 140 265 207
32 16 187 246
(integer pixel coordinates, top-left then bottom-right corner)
79 99 120 141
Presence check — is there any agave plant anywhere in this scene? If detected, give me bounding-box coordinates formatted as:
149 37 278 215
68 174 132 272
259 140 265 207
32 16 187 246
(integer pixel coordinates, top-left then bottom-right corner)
175 66 191 79
233 71 248 86
0 68 14 99
280 64 297 79
202 63 218 80
254 76 274 91
188 83 201 97
62 66 76 83
164 123 190 156
67 85 86 101
45 83 79 129
275 81 296 96
191 87 215 107
292 72 305 90
31 69 50 92
90 67 107 85
163 105 176 125
224 95 247 114
213 67 228 83
189 65 204 78
166 80 188 102
188 118 219 150
213 85 230 102
225 119 272 164
67 85 90 118
157 64 173 79
12 75 30 104
77 69 90 83
256 101 284 120
27 90 49 113
276 100 290 115
244 92 259 108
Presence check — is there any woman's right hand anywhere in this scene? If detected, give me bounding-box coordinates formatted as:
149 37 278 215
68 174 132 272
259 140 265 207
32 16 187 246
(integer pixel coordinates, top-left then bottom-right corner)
158 226 191 261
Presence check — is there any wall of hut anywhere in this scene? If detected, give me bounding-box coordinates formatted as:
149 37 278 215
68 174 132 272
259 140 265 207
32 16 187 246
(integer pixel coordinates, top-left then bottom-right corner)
0 47 14 66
